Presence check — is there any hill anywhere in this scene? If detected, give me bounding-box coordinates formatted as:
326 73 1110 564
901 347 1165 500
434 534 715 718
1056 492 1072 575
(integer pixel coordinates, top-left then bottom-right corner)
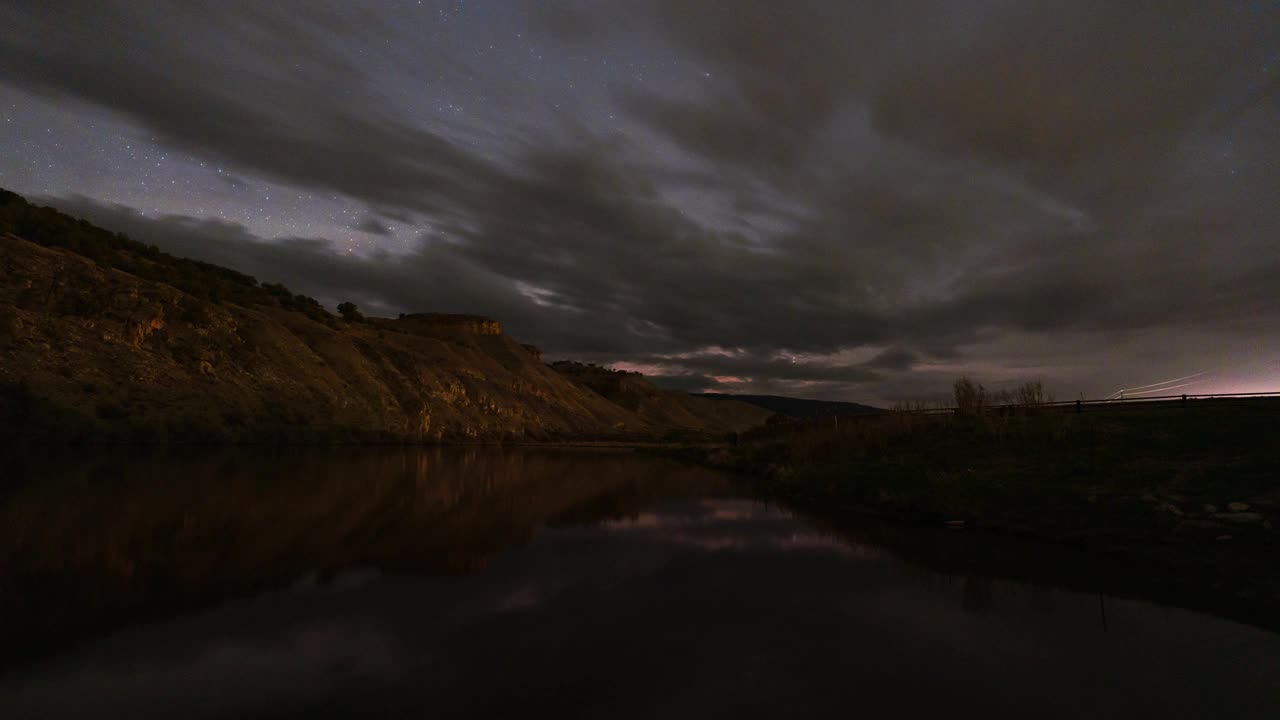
551 362 772 436
0 189 766 444
697 393 884 418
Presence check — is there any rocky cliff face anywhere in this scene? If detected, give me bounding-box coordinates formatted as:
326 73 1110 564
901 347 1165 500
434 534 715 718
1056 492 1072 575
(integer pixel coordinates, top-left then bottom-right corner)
0 189 769 445
395 313 503 335
0 236 655 443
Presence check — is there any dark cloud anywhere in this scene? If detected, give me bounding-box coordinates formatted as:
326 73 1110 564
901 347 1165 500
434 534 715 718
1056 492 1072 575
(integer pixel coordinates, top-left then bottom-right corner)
215 174 250 190
644 373 725 394
530 3 607 44
4 1 1278 402
355 216 393 237
371 207 414 226
0 2 510 221
866 348 920 372
625 350 882 385
45 195 561 343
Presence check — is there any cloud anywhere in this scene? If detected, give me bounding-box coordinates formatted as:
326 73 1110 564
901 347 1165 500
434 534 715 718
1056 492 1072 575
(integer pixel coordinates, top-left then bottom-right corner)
6 1 1278 401
866 347 920 372
530 3 607 44
355 216 393 237
0 2 509 220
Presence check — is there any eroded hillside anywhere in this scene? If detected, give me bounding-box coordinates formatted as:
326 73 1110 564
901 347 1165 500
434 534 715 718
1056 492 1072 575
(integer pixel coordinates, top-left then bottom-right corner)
0 190 765 444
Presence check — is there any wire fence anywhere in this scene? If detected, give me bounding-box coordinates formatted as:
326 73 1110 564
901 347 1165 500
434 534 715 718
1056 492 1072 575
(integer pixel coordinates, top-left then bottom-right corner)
735 392 1280 444
899 390 1280 416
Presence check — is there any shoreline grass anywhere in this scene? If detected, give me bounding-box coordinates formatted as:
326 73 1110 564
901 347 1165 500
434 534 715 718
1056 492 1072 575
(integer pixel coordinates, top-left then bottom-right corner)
688 396 1280 547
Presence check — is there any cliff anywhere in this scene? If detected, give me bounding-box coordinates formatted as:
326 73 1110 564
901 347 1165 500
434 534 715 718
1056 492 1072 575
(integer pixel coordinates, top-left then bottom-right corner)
0 189 765 444
393 313 503 336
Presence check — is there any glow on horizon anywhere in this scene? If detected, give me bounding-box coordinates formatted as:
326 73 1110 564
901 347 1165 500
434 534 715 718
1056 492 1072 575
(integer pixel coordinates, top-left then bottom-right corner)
1111 376 1280 399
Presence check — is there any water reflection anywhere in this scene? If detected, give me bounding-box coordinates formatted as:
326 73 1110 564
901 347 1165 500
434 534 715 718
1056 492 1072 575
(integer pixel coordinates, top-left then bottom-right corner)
1 449 1278 718
0 447 730 665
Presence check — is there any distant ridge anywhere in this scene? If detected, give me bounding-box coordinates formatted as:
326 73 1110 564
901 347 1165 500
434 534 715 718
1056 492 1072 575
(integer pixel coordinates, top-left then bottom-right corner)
696 393 884 418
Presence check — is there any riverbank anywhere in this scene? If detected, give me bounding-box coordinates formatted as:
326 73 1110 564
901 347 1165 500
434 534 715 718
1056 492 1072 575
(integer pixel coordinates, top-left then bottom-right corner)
664 399 1280 616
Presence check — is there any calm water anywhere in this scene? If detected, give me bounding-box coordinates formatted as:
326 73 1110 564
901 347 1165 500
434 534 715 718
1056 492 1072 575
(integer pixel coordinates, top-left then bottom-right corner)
1 448 1277 718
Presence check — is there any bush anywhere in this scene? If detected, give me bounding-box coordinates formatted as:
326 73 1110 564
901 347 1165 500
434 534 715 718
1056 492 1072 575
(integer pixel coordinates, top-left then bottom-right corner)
954 376 986 415
1013 380 1046 407
337 301 364 323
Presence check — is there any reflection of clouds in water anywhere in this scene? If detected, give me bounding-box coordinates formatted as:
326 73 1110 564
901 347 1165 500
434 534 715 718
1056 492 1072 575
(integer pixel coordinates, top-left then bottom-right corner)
701 498 763 522
601 512 670 530
659 531 882 557
778 532 854 555
666 534 749 552
597 499 875 557
5 490 1280 718
603 499 780 531
3 621 401 718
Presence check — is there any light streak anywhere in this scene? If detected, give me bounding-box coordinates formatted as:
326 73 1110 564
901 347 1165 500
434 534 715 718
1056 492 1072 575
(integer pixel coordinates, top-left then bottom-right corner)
1117 378 1208 397
1106 371 1210 399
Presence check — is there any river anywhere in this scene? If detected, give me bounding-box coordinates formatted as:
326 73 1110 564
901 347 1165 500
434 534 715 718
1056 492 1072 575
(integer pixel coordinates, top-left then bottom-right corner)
1 448 1277 717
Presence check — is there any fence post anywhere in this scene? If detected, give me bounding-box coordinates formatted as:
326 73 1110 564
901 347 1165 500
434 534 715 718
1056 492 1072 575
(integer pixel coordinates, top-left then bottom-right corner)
1182 394 1187 407
1076 399 1082 414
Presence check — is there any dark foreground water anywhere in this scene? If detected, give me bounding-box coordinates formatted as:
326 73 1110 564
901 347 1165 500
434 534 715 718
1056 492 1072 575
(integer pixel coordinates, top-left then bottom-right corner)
1 448 1277 718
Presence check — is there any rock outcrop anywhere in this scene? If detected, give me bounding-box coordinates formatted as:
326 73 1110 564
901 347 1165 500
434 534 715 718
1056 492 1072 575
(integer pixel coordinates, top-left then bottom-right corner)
0 234 650 443
395 313 502 335
0 189 767 445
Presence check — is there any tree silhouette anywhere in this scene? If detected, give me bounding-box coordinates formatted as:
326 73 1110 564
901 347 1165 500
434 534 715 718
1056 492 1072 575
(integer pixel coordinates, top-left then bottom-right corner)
337 302 364 323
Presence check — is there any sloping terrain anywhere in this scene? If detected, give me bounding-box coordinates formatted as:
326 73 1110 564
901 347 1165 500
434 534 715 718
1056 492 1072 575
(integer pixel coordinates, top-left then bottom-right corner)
0 232 646 442
551 362 772 435
698 393 884 418
0 189 769 444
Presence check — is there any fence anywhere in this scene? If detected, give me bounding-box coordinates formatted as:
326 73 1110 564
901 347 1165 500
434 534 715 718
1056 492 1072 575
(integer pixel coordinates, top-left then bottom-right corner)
900 390 1280 416
738 391 1280 441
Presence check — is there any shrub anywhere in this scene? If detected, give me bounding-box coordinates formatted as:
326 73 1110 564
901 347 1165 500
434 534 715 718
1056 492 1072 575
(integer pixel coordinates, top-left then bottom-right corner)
1013 380 1046 407
954 376 986 415
337 301 364 323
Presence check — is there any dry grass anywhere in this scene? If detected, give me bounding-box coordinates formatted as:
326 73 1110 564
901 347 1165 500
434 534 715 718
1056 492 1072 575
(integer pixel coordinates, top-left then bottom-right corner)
751 378 1059 468
954 377 1051 415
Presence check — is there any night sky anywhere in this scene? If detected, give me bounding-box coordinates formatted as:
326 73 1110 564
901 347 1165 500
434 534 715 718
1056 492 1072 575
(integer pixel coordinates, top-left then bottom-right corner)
2 1 1278 404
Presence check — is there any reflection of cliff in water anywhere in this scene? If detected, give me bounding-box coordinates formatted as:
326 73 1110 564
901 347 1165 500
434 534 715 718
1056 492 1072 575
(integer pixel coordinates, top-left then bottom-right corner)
0 448 730 666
